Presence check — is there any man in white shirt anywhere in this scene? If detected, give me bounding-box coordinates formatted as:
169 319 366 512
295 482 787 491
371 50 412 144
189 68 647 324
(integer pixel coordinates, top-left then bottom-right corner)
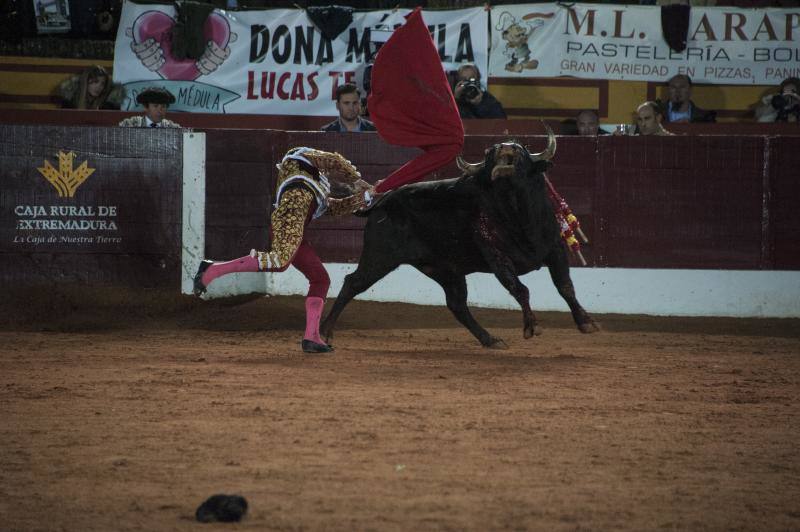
118 87 181 128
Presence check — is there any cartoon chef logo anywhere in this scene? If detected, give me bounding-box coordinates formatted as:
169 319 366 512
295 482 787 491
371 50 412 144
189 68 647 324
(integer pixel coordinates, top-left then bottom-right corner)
495 11 553 73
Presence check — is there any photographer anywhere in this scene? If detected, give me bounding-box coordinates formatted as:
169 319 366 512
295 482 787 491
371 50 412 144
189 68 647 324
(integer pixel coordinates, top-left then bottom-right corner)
756 77 800 123
453 64 507 120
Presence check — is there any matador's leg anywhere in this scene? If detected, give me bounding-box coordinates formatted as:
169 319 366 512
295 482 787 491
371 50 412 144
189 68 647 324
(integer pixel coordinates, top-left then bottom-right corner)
192 188 333 353
291 239 333 352
193 188 314 294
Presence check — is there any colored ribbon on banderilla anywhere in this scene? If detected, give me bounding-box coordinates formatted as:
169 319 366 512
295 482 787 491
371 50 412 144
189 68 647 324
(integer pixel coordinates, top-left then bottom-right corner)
544 174 589 266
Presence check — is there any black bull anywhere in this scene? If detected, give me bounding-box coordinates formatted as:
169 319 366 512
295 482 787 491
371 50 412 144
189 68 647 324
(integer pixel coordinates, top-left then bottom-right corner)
321 132 599 348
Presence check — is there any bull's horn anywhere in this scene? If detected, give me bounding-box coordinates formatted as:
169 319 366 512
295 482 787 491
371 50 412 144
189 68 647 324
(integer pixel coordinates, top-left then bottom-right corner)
456 155 485 175
530 122 556 162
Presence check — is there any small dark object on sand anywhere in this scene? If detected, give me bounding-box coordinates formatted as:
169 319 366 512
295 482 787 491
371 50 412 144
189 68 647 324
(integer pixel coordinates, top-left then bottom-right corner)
195 494 248 523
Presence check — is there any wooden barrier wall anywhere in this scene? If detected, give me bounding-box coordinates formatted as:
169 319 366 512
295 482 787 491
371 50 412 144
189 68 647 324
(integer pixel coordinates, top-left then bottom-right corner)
2 122 798 293
202 130 800 271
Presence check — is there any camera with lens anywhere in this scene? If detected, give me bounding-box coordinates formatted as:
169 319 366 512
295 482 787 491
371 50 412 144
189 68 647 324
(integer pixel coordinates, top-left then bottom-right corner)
772 90 799 110
459 78 482 102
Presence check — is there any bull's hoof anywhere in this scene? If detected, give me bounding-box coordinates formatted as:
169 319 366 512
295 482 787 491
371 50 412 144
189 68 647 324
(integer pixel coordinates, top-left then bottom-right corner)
319 321 333 343
523 322 543 339
578 320 601 334
484 337 509 350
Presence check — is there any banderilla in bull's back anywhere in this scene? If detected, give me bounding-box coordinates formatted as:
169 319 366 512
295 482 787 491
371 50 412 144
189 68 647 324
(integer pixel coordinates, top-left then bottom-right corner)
545 174 589 266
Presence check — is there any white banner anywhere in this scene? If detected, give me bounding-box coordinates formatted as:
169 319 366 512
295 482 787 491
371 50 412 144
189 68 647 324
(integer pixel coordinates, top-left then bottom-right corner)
113 3 487 115
488 3 800 85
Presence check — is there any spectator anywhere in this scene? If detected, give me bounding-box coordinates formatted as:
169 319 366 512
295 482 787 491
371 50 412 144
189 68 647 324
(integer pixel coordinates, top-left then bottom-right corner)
320 83 376 132
575 109 608 136
663 74 716 123
453 63 507 119
635 101 673 136
755 77 800 123
118 87 181 128
56 65 125 110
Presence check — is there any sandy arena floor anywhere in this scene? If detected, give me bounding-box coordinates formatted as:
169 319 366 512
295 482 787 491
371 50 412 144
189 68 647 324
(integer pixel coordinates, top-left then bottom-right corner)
1 291 799 531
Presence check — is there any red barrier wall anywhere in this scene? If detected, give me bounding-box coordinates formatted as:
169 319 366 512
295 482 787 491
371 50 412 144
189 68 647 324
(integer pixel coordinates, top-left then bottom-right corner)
1 115 797 288
769 136 800 269
599 135 765 269
201 131 800 271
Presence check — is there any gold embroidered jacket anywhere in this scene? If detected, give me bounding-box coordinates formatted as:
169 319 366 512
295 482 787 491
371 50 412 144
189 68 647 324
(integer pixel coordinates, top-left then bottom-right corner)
256 147 367 270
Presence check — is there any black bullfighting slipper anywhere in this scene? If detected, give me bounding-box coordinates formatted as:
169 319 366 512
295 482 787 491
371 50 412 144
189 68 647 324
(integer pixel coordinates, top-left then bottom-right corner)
195 494 248 523
302 339 334 353
193 260 213 296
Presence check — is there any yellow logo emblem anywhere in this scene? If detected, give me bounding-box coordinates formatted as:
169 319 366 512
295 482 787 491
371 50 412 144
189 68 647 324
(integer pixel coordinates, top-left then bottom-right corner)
37 151 95 197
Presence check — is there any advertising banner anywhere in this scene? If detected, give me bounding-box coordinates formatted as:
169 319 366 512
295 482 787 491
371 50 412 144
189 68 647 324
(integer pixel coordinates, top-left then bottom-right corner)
0 125 183 286
488 3 800 85
113 3 487 115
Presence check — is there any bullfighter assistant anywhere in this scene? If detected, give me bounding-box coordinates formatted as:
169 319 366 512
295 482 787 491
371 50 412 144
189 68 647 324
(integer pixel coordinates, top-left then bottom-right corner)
192 148 372 353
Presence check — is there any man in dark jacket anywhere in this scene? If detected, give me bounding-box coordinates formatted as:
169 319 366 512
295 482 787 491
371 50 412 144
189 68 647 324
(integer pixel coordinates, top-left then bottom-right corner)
453 64 507 119
663 74 716 123
320 83 376 132
575 109 609 136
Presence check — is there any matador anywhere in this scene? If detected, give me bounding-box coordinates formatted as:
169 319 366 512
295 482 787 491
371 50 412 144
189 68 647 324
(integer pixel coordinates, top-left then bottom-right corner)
193 9 465 354
192 147 373 353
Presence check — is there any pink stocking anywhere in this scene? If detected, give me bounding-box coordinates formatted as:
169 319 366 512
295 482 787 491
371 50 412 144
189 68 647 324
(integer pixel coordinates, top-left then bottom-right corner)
202 253 259 287
303 296 325 344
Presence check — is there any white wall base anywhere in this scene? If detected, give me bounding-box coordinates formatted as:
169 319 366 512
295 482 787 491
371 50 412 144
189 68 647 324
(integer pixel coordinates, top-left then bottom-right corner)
195 263 800 319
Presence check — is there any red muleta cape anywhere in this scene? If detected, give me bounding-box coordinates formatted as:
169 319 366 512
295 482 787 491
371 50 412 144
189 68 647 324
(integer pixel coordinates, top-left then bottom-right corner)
367 8 464 194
